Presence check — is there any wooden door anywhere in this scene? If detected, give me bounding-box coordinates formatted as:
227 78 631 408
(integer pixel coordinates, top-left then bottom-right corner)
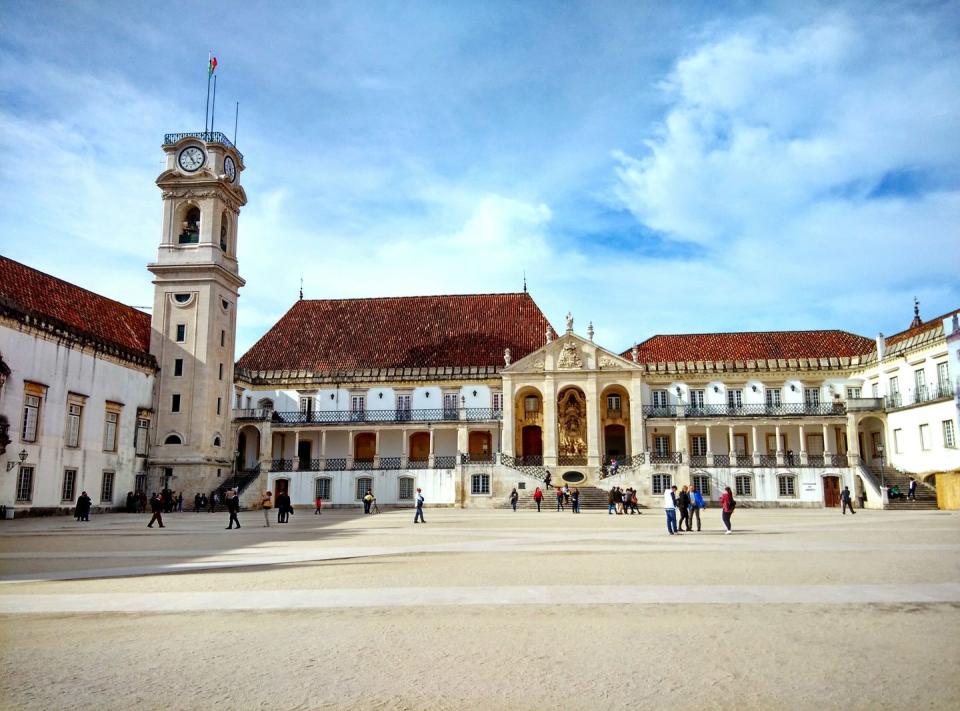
354 433 376 460
468 431 492 460
806 434 824 455
604 425 626 458
409 432 430 461
733 433 748 455
522 425 543 456
823 476 840 507
274 478 289 498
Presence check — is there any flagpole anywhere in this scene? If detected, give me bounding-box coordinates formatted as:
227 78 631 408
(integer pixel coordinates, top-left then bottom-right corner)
211 75 217 134
233 101 239 145
204 52 212 134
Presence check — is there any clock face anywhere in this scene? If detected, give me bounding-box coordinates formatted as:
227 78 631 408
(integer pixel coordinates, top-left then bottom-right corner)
223 155 236 182
177 146 205 172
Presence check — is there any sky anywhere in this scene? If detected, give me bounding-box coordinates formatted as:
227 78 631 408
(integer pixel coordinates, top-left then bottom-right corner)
0 0 958 355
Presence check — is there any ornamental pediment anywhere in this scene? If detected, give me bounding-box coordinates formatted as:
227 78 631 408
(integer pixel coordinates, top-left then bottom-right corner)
504 330 639 373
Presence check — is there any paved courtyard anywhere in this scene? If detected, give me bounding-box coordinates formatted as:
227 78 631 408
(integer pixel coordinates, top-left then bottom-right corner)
1 506 958 710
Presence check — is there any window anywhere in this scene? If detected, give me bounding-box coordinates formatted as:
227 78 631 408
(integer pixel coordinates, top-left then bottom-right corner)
914 368 926 397
173 358 183 377
443 392 459 418
471 473 491 495
178 206 200 244
16 466 34 502
653 435 670 456
524 395 540 412
216 397 222 415
164 433 182 445
727 389 743 409
315 477 331 501
765 388 782 407
218 363 223 380
399 477 415 500
734 474 752 497
652 473 671 495
175 324 186 342
777 475 797 498
220 213 228 251
396 395 411 417
135 418 150 455
492 392 503 413
943 420 956 448
355 477 373 500
846 387 861 399
651 390 668 408
689 389 705 408
22 394 41 442
871 382 879 397
889 376 900 394
171 394 181 412
803 388 820 406
213 435 221 447
351 395 365 413
919 423 931 450
220 330 225 347
300 396 313 416
134 474 146 494
690 435 707 457
937 362 950 390
103 411 119 452
100 472 114 503
65 403 83 448
174 293 191 303
893 429 902 454
691 474 711 497
62 469 77 502
607 394 621 412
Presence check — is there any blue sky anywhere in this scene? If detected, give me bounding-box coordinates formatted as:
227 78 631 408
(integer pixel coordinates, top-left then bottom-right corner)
1 0 958 354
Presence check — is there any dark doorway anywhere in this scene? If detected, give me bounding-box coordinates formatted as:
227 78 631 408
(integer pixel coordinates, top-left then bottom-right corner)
298 440 312 470
604 424 626 458
522 425 543 457
823 475 840 507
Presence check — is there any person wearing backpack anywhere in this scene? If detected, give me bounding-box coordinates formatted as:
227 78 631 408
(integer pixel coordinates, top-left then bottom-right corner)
689 486 705 531
720 486 736 534
509 487 519 512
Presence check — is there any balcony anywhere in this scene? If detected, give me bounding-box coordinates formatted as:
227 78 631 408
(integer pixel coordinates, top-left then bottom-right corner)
845 398 885 412
650 451 682 464
643 403 846 418
266 408 503 426
164 131 243 160
233 408 272 421
885 384 953 411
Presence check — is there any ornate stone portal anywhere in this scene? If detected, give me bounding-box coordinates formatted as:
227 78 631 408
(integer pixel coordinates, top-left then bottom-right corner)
557 388 587 458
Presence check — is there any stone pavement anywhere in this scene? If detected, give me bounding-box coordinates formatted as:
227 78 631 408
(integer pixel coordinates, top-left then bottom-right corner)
0 507 958 710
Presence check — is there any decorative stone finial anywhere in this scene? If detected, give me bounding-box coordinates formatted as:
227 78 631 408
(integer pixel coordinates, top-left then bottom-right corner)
565 312 574 333
545 326 553 344
911 297 922 328
587 321 594 341
504 348 512 366
631 345 638 363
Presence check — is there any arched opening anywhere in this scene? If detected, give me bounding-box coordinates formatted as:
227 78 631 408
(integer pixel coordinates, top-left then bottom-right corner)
857 415 886 466
557 386 587 465
600 385 630 461
409 432 430 465
178 205 200 244
604 424 626 459
219 210 229 252
521 425 543 464
468 431 492 461
164 433 182 445
354 432 376 464
213 434 222 447
273 478 289 500
513 386 543 461
236 425 261 471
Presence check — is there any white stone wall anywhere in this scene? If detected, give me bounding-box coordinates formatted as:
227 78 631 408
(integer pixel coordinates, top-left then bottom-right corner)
266 467 456 507
0 325 154 512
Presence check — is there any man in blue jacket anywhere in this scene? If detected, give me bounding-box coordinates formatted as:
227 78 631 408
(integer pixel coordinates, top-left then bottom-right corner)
688 486 706 531
414 488 426 523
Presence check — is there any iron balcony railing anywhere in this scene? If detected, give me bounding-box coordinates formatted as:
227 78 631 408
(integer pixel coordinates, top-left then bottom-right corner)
912 383 953 405
759 454 778 467
460 453 495 464
845 398 885 412
268 408 502 425
830 453 849 467
163 131 243 161
558 455 588 466
233 408 272 421
643 403 846 418
271 459 293 472
434 455 457 469
650 451 682 464
885 394 902 409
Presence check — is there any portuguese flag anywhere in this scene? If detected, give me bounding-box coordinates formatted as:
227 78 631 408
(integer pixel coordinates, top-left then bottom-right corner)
208 53 218 76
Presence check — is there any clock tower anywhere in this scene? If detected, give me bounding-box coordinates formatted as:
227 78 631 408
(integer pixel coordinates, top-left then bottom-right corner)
147 132 247 494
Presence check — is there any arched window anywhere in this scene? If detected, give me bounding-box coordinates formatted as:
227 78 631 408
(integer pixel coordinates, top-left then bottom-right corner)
164 433 182 445
213 435 222 447
257 398 274 410
179 206 200 244
219 211 229 252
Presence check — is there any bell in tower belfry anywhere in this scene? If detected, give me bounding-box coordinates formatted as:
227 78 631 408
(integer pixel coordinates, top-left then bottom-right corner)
146 131 247 494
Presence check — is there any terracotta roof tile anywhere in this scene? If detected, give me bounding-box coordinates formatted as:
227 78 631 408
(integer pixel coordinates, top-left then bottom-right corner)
0 256 152 357
237 293 551 373
622 330 875 364
885 308 960 347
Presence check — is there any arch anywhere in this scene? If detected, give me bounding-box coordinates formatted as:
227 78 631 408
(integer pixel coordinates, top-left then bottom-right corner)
856 415 886 465
273 477 289 500
219 210 230 252
177 203 201 244
164 433 182 445
557 385 587 464
354 432 376 462
409 432 430 463
513 386 544 460
600 384 631 461
236 424 261 470
468 431 493 461
212 434 222 447
257 397 275 410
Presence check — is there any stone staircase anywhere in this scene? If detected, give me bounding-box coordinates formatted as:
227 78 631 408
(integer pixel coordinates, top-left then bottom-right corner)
496 485 644 511
868 466 938 510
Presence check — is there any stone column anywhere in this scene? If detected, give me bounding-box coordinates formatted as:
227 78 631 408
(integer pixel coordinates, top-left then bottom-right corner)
373 430 380 469
586 375 600 467
727 425 734 456
292 430 300 471
799 423 807 465
775 424 784 465
822 423 831 455
401 429 408 468
501 377 515 457
428 427 435 468
629 378 644 457
457 425 468 460
543 379 557 466
846 414 860 463
348 429 355 469
705 425 713 466
751 425 760 465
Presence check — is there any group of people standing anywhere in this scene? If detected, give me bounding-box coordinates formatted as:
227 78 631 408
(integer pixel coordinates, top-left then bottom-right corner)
607 486 641 515
663 484 734 535
524 485 582 513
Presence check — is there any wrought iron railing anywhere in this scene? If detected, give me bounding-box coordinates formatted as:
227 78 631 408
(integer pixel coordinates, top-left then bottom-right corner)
643 403 846 418
885 394 902 409
650 451 682 464
324 458 347 471
689 455 708 467
270 459 293 472
163 131 243 160
407 458 430 469
807 454 825 467
558 455 587 466
606 408 623 419
500 453 548 480
759 454 778 467
233 408 272 421
352 458 375 470
830 453 848 467
380 456 402 470
270 408 502 425
434 455 456 469
712 454 730 467
460 453 495 464
912 383 953 405
300 458 322 471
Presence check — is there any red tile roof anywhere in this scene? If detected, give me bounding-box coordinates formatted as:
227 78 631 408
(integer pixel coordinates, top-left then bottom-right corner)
885 308 960 347
622 330 875 363
0 256 152 358
238 293 551 373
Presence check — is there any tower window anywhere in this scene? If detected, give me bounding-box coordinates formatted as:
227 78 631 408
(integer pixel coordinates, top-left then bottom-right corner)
164 434 182 445
174 358 183 377
218 363 223 380
179 206 200 244
217 397 222 415
171 394 181 412
175 324 186 342
174 293 191 303
220 330 225 347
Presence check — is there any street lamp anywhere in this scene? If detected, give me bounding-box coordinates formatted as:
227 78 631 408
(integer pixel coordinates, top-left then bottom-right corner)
876 443 885 492
6 449 27 473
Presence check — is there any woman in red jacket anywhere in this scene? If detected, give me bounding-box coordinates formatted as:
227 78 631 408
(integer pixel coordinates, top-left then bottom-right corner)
532 486 543 512
719 486 736 534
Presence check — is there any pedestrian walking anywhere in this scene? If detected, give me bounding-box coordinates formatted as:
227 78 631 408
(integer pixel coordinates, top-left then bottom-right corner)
363 491 374 514
414 488 426 523
556 487 565 512
209 490 219 513
664 485 680 535
720 486 736 534
627 488 641 515
907 478 917 501
277 492 291 523
194 492 202 512
607 487 616 515
571 487 580 513
260 491 273 527
510 487 519 512
315 495 323 515
840 485 856 515
544 471 552 489
689 486 705 531
225 489 241 529
614 487 624 515
75 491 91 522
147 492 165 528
533 486 543 512
176 492 183 512
677 485 691 531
